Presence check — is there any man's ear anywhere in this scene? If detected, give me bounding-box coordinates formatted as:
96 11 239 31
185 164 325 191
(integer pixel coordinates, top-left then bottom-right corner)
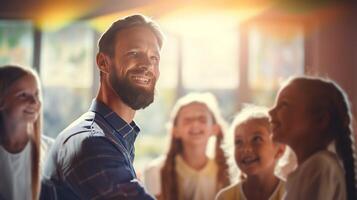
96 52 111 74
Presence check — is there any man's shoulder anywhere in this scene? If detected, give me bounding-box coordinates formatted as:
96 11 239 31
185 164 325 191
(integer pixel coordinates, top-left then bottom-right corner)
57 112 107 142
51 111 116 158
51 112 124 169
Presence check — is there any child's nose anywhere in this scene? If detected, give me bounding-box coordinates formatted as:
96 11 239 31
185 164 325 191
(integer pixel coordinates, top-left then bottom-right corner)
191 119 201 128
29 95 40 107
241 143 253 153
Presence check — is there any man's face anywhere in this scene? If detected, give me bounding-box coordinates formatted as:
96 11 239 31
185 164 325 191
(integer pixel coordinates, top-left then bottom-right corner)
109 26 161 110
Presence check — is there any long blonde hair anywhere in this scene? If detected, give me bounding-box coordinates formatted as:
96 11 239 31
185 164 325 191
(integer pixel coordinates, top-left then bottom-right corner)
160 92 230 200
0 65 42 200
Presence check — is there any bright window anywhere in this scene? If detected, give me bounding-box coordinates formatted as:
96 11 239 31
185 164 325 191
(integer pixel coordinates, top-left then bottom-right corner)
0 20 33 67
41 22 95 137
248 23 304 105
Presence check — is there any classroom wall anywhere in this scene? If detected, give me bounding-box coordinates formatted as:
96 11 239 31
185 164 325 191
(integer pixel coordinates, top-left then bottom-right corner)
305 7 357 135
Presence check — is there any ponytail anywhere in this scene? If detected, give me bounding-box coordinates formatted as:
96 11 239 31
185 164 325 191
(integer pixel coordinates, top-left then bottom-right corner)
332 85 357 200
335 126 357 200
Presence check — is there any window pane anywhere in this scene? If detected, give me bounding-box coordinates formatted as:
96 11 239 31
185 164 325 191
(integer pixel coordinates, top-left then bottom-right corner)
0 20 33 67
248 24 304 105
41 22 94 137
182 31 239 90
157 32 179 89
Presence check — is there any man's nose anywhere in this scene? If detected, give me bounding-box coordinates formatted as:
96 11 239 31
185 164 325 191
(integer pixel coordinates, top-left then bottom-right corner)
139 54 153 68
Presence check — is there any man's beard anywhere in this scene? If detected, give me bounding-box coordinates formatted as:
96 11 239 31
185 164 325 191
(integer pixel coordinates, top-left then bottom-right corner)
110 67 156 110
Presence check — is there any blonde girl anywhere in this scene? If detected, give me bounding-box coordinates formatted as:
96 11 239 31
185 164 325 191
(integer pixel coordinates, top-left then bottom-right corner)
269 76 356 200
216 105 286 200
144 92 231 200
0 65 42 200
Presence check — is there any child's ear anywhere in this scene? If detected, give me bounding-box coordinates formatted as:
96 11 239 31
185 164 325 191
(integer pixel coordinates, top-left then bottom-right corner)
274 144 286 160
96 52 111 75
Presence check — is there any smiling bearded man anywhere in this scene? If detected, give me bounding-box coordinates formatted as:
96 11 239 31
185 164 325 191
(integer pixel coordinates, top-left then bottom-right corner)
41 14 163 200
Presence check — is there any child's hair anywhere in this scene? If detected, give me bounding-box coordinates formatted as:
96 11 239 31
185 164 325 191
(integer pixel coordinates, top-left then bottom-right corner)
225 105 273 181
160 92 230 200
0 65 42 200
286 76 356 200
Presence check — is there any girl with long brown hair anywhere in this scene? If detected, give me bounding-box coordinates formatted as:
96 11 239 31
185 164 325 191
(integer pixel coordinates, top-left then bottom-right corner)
269 76 357 200
144 92 231 200
0 65 42 200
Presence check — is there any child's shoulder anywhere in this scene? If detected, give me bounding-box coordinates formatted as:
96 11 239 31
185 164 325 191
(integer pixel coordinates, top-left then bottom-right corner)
285 151 347 200
143 155 166 177
215 182 241 200
303 150 341 170
291 150 344 180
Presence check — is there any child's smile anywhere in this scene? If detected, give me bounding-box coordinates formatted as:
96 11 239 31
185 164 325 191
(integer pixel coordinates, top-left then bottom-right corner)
234 121 281 176
241 155 259 166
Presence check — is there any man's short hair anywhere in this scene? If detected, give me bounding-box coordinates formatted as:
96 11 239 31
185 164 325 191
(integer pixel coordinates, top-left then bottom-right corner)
98 14 164 56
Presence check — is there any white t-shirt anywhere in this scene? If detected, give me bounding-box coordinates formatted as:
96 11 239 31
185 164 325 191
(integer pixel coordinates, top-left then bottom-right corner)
143 155 165 196
143 155 219 200
284 150 346 200
0 142 32 200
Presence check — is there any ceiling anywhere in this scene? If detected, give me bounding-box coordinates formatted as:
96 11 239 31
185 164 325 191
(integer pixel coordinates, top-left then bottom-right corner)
0 0 355 31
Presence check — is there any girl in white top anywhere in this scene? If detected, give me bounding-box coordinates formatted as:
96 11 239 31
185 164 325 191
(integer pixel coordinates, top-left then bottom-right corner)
144 92 231 200
216 105 286 200
269 76 356 200
0 65 42 200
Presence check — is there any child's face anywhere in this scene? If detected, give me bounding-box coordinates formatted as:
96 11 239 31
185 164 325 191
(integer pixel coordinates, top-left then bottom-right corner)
1 74 41 125
173 102 218 148
234 120 282 176
269 83 316 147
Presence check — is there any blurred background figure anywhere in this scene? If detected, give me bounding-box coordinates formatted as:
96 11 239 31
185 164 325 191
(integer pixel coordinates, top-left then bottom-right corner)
143 92 231 200
0 65 42 200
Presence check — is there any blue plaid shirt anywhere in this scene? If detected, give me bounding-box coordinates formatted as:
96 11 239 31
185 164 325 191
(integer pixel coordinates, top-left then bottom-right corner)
41 100 155 200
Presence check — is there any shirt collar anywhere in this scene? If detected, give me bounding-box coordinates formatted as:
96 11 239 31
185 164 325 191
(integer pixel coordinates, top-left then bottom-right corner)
89 99 140 138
